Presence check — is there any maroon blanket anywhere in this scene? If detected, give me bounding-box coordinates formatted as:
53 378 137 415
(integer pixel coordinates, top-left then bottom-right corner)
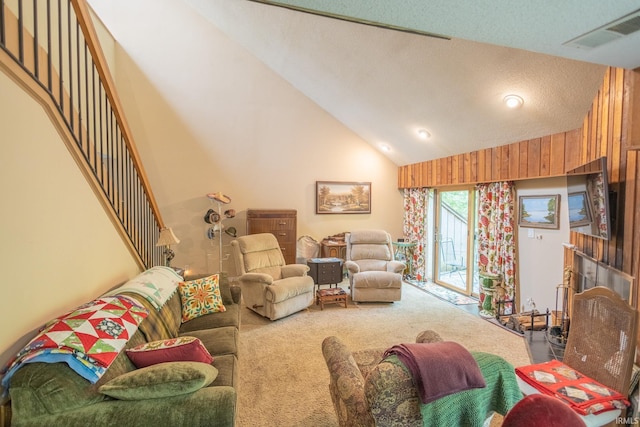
384 341 486 403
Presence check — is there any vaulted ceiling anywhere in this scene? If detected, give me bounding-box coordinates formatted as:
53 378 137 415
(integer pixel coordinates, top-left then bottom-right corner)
89 0 640 165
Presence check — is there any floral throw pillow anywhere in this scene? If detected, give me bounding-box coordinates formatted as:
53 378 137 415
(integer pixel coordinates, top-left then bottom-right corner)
178 274 226 322
126 336 213 368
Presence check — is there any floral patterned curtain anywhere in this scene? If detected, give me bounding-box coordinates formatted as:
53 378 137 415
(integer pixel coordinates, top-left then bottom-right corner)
477 182 517 303
402 188 429 281
586 173 609 239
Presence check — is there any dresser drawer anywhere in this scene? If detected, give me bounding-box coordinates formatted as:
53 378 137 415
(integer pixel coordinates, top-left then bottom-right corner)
247 219 295 243
247 209 297 264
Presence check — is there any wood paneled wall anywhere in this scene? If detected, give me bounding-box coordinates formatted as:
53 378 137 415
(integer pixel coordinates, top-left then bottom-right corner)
398 130 579 187
399 68 640 342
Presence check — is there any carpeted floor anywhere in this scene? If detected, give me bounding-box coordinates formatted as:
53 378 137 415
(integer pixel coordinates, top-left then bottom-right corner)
236 280 531 426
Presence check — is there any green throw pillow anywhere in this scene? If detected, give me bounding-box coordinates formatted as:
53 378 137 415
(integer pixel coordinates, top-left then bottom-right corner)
99 361 218 400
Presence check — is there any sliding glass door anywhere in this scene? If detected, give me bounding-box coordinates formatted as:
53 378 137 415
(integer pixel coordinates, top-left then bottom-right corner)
434 188 478 296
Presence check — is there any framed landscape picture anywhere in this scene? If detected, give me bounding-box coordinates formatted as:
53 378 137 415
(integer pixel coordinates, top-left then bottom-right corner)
316 181 371 214
518 194 560 229
568 191 592 228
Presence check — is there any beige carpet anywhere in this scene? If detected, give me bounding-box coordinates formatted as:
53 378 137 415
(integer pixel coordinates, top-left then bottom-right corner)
237 281 531 426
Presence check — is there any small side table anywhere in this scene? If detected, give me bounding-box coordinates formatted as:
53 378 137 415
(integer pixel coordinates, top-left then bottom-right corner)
392 241 416 279
307 258 343 290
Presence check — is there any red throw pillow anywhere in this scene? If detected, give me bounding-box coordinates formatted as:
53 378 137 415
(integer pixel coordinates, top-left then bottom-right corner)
502 394 585 427
126 336 213 368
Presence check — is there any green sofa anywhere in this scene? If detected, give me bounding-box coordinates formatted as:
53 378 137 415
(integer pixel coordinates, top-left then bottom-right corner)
7 272 241 427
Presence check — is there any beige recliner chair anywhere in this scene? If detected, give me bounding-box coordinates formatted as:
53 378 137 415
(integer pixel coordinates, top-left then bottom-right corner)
231 233 315 320
345 229 404 302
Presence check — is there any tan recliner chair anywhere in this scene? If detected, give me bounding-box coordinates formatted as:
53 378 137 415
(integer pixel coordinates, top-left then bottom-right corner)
231 233 315 320
345 230 404 302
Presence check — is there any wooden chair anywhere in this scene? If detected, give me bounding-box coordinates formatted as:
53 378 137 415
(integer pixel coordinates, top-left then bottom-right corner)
517 286 637 427
564 286 637 397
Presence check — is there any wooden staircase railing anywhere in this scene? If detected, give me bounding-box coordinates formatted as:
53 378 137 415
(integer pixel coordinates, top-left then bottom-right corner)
0 0 164 268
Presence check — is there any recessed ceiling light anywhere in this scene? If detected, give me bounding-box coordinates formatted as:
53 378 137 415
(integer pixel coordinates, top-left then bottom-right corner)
504 94 524 109
379 143 391 152
418 129 431 139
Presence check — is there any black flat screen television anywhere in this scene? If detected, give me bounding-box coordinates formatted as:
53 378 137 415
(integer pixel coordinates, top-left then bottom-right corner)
566 157 614 240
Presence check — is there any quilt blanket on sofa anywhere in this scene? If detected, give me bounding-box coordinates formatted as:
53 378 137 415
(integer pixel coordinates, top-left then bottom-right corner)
105 266 180 310
1 295 148 394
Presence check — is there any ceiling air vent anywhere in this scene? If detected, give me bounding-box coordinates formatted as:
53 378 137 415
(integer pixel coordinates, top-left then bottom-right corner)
564 9 640 50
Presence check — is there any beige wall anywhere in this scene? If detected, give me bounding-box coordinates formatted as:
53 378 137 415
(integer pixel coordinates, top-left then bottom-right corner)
102 3 404 276
0 2 403 379
0 71 141 376
515 177 570 313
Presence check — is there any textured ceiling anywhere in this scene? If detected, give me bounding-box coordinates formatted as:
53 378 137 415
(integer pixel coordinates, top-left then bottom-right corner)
89 0 631 165
247 1 640 69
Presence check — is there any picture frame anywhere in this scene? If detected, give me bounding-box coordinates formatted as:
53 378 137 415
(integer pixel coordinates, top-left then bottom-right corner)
568 191 592 228
518 194 560 229
316 181 371 214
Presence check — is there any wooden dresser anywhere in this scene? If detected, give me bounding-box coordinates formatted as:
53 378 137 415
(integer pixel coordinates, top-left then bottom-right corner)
246 209 297 264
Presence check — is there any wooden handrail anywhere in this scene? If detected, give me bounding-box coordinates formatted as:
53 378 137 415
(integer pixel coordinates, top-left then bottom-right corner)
71 0 164 230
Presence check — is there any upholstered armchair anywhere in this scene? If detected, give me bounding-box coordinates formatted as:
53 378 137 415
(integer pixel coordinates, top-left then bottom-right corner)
231 233 315 320
345 229 404 302
321 330 522 427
